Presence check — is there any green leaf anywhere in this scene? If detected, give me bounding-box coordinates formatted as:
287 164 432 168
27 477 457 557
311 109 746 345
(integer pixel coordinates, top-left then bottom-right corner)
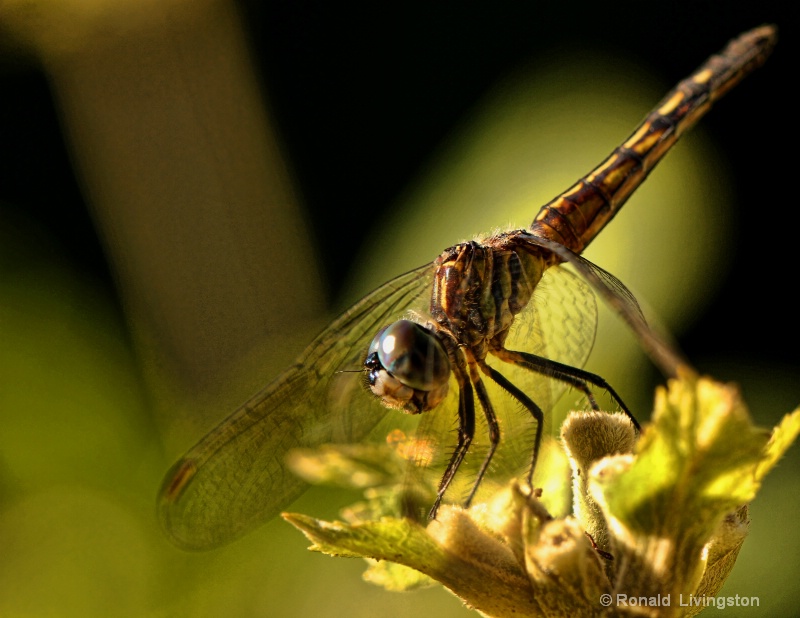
756 408 800 481
598 376 769 532
589 374 778 601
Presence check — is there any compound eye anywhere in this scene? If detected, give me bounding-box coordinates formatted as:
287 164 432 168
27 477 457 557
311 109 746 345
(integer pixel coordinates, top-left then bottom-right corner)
368 320 450 391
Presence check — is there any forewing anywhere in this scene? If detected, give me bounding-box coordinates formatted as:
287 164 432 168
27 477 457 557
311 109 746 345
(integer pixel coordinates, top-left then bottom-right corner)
159 264 433 549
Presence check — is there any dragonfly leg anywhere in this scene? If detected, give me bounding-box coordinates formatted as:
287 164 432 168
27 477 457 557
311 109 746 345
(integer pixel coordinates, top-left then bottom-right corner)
493 347 640 431
429 345 475 520
462 364 501 508
480 363 545 489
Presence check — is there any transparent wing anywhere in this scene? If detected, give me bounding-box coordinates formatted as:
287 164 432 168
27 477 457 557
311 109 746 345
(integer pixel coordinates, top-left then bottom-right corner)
487 264 599 469
504 264 599 399
525 235 687 377
159 264 434 549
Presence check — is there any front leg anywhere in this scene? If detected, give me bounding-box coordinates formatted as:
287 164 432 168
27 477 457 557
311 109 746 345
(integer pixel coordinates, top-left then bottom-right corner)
462 362 501 508
429 345 475 520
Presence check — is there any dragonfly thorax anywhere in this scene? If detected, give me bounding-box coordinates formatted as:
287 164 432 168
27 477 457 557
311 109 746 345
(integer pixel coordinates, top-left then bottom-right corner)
364 319 450 414
431 233 548 360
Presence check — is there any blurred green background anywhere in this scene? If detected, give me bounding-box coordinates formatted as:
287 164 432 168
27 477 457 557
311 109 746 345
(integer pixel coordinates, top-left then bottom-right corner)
0 1 797 616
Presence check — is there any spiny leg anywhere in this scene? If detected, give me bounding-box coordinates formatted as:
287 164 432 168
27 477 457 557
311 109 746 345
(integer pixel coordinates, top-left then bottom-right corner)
462 363 501 508
429 347 475 520
493 348 599 412
492 347 640 431
480 363 545 488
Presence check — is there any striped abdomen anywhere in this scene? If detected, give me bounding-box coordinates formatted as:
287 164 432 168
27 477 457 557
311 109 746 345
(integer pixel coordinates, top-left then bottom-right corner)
530 25 776 255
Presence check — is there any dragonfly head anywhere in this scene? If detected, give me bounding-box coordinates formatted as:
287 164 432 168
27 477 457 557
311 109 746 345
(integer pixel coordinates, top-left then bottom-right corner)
364 319 450 414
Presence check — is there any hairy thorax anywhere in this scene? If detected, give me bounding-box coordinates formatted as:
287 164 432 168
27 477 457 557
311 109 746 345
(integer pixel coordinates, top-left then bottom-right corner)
430 230 553 362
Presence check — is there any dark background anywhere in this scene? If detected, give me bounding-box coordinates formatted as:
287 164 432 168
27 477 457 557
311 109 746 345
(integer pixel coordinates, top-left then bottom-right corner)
1 2 795 369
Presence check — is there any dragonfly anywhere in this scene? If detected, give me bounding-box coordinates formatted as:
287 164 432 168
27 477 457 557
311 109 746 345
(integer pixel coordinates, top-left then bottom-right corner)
159 26 776 550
